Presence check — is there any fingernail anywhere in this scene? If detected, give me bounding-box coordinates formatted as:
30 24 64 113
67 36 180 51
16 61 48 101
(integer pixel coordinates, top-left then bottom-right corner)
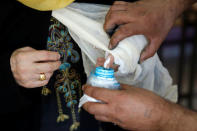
139 57 144 64
108 44 112 50
109 43 117 50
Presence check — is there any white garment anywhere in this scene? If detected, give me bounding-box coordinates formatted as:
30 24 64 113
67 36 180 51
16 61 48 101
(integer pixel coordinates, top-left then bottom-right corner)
52 3 177 103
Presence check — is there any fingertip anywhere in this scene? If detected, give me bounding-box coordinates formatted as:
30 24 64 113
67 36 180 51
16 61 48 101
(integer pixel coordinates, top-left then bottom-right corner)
56 53 61 60
108 43 113 50
82 84 88 91
140 48 155 63
82 84 89 91
139 52 146 63
55 61 62 70
109 37 118 50
140 50 152 63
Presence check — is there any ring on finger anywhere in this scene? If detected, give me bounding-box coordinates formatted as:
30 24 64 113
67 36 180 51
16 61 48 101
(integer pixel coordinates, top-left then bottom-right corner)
39 73 46 81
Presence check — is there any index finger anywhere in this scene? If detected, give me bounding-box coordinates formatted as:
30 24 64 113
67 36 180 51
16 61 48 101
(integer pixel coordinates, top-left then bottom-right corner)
31 50 60 62
83 85 120 103
104 11 129 33
83 102 110 116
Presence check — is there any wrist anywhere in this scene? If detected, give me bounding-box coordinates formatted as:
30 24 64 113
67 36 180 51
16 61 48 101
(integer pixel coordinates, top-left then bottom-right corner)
159 100 197 131
155 100 174 131
158 101 180 131
167 0 196 18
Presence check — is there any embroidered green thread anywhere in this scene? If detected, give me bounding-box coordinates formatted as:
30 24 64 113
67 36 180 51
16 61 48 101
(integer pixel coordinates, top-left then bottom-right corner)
41 86 51 96
41 17 82 131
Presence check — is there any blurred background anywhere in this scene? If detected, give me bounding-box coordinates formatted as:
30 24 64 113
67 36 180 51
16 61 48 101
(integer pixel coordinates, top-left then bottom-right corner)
158 4 197 111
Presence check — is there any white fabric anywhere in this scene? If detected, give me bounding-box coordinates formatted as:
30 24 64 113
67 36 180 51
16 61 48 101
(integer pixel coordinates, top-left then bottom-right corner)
52 3 178 103
79 94 102 108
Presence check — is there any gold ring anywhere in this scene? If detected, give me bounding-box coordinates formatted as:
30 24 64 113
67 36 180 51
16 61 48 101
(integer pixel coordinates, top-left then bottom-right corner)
39 73 46 81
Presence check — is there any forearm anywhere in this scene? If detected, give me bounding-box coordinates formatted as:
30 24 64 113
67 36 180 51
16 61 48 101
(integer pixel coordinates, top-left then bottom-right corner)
161 101 197 131
168 0 197 18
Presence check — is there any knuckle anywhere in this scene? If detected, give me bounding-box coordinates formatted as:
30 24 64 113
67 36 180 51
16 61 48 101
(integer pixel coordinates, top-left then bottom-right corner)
16 53 25 61
110 6 116 11
24 46 32 50
113 1 118 5
91 89 99 98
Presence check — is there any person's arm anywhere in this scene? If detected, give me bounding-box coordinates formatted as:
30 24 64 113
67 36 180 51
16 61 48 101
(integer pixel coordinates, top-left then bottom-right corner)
104 0 197 62
162 101 197 131
82 84 197 131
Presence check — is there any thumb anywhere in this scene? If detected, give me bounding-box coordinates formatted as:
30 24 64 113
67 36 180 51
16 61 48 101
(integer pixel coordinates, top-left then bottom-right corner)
83 84 119 103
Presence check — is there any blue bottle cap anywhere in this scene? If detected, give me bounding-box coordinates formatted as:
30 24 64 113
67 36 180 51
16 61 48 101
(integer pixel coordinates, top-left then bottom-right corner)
94 67 114 78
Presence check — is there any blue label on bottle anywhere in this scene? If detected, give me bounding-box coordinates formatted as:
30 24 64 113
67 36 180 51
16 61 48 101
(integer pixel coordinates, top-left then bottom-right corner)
87 67 120 90
95 67 114 78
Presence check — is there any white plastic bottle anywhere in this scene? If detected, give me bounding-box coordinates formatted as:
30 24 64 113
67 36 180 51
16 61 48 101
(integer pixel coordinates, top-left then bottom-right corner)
87 66 120 89
79 67 120 107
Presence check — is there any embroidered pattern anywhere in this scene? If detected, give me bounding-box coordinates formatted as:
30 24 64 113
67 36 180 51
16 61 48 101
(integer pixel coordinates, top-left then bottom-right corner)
42 17 83 131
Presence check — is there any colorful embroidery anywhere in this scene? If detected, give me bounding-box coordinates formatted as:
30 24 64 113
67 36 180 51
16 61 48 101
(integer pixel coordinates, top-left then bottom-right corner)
47 18 80 63
42 17 83 131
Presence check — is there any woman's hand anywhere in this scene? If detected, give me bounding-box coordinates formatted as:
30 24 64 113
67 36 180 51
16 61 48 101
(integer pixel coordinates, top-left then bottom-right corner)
10 47 61 88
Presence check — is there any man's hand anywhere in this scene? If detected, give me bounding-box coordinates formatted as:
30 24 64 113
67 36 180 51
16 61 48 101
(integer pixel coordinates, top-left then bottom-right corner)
104 0 189 62
83 84 197 131
10 47 61 88
82 84 169 130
